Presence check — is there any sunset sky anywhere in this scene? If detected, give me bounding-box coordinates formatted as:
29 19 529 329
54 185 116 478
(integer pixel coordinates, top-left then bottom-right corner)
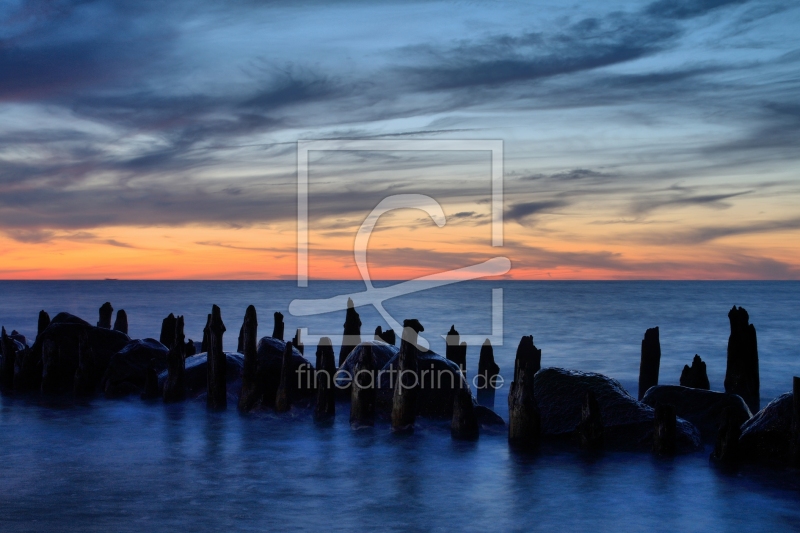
1 0 799 279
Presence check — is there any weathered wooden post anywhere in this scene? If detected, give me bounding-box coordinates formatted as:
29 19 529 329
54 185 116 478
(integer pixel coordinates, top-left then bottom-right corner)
638 327 661 400
97 302 113 329
391 320 423 432
724 306 759 413
274 341 294 413
237 306 259 412
205 305 227 410
350 344 376 428
163 316 187 403
315 338 336 421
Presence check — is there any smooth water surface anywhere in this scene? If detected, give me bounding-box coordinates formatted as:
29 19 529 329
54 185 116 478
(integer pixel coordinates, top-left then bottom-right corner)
1 281 799 531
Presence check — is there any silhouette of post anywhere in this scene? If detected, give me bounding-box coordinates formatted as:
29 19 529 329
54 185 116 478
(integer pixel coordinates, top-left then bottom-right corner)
73 330 94 397
163 316 187 403
37 310 50 340
451 385 479 440
272 312 285 341
314 338 336 421
97 302 113 329
724 306 759 413
113 310 128 335
653 404 676 456
160 313 177 350
350 344 376 429
1 327 17 392
508 335 540 450
339 298 362 366
391 320 422 432
638 327 661 400
274 341 294 413
576 390 603 451
238 306 259 412
680 355 709 389
205 305 227 410
477 339 500 408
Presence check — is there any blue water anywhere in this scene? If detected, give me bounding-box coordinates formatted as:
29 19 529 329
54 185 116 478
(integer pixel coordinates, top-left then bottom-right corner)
1 281 799 532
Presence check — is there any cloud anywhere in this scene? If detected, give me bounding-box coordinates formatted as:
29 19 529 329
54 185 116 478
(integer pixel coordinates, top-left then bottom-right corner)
629 187 752 215
506 201 568 224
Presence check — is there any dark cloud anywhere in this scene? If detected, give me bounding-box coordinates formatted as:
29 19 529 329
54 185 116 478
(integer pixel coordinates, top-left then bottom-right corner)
630 188 752 215
645 0 750 20
638 217 800 245
506 200 568 224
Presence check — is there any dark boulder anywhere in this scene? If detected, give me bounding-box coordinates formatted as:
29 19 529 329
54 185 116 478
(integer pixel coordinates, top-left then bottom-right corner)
255 336 314 409
102 338 168 398
638 327 660 400
534 368 701 452
680 355 710 390
73 330 95 398
31 319 130 394
158 352 244 400
739 391 793 465
724 306 759 413
711 406 746 464
337 340 398 387
653 404 677 456
274 342 295 413
641 385 751 442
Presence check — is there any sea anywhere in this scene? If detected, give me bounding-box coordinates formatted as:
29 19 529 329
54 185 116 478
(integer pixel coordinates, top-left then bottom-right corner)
0 281 798 532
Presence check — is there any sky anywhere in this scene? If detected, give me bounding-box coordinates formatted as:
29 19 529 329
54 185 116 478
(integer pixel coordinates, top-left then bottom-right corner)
0 0 799 280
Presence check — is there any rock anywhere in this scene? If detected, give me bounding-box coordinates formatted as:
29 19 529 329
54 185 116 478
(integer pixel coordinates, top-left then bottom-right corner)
576 390 603 451
102 338 169 398
339 298 362 366
711 406 746 464
237 305 259 412
31 320 130 394
255 336 314 409
374 326 395 345
274 341 295 413
163 316 187 403
37 311 50 340
160 313 177 350
451 385 479 440
653 404 677 456
534 368 701 452
97 302 113 329
638 327 660 400
739 388 797 465
641 385 751 442
73 330 95 397
337 340 398 388
205 305 227 410
474 405 505 428
679 355 709 390
392 322 421 432
445 325 467 374
157 351 244 400
724 306 759 413
508 337 540 450
1 327 17 392
50 312 90 326
113 310 128 335
350 344 376 428
314 338 336 421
